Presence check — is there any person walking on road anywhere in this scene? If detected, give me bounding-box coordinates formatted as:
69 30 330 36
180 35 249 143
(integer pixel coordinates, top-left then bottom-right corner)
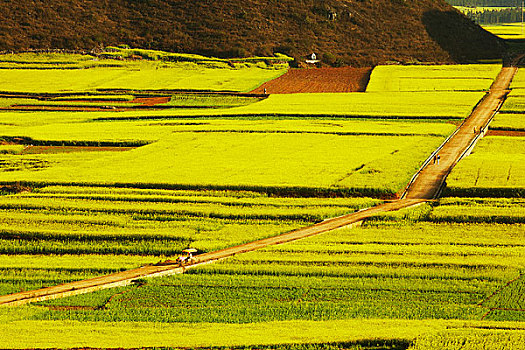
437 155 441 165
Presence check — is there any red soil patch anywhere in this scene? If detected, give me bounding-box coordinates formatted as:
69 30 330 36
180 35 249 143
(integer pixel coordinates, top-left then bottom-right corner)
1 106 125 112
21 146 135 154
252 67 373 94
486 129 525 137
131 96 171 106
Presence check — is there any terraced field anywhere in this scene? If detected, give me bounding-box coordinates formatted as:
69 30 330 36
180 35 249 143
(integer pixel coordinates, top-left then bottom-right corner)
34 201 524 323
0 130 448 197
0 185 380 297
2 199 523 348
1 53 523 349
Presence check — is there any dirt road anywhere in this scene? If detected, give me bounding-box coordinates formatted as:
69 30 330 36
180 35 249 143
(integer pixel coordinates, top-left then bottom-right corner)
0 65 516 307
0 199 424 307
403 67 516 199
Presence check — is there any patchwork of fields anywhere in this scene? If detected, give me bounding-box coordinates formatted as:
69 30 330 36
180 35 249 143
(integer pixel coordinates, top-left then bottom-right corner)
30 200 524 323
0 52 524 349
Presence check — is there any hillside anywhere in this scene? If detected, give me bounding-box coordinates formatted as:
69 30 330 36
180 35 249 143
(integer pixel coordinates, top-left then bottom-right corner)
0 0 504 66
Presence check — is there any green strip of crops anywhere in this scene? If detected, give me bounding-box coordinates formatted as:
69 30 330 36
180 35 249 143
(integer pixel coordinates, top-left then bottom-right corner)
35 210 525 323
446 137 525 197
367 64 500 92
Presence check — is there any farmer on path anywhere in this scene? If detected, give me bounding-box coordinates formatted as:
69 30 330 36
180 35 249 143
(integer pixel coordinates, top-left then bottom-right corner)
437 155 441 165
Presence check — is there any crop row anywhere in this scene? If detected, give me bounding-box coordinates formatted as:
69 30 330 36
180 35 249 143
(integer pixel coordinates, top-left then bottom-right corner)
490 112 525 132
0 133 446 198
118 91 484 119
0 117 457 151
445 136 525 197
0 253 157 296
37 215 525 323
0 60 286 93
366 64 500 92
0 196 363 221
25 189 380 208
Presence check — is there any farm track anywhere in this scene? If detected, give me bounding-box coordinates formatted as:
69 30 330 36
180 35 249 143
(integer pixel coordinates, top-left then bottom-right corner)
0 65 517 307
0 199 424 307
403 66 517 199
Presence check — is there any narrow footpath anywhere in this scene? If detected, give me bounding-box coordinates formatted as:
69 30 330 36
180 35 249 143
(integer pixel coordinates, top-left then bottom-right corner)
0 65 517 307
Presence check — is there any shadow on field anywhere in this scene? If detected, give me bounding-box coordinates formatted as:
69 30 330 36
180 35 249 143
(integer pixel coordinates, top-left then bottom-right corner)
201 339 413 350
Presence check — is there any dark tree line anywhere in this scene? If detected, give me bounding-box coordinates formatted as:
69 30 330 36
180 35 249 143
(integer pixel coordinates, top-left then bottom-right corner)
463 7 524 24
447 0 522 6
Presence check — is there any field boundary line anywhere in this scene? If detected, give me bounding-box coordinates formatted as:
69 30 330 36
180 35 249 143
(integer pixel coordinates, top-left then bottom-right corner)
479 273 524 317
0 199 424 307
0 64 519 307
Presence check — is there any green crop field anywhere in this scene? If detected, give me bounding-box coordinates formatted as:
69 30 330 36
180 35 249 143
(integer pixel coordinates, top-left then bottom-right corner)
229 92 483 119
490 112 525 131
445 136 525 197
0 118 456 144
1 53 523 349
490 78 525 131
0 185 378 296
366 64 500 92
456 6 514 13
500 96 525 113
510 69 525 89
2 199 522 348
483 23 525 39
0 131 447 197
492 92 525 130
0 60 286 93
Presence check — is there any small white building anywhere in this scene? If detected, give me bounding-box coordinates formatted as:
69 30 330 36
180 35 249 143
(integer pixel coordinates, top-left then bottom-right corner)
305 53 320 64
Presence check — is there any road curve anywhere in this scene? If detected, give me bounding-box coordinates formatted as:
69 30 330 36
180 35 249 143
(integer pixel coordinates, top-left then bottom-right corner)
0 65 517 307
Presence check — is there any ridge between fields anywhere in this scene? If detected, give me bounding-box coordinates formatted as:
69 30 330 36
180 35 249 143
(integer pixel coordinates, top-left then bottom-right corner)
0 64 517 307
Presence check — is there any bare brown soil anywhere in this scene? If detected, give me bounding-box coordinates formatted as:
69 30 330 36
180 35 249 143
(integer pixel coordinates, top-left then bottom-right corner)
252 67 372 94
131 96 171 106
21 146 135 154
486 129 525 137
0 183 31 194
